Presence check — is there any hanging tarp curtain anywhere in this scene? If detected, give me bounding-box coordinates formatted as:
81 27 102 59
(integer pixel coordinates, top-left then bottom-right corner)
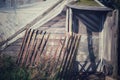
72 8 108 33
66 7 118 65
66 7 119 76
66 7 104 61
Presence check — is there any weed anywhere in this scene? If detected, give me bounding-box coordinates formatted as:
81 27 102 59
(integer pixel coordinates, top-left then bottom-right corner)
0 55 31 80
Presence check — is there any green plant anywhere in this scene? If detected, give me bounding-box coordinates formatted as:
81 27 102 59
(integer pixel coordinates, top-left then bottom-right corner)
0 55 31 80
78 0 80 2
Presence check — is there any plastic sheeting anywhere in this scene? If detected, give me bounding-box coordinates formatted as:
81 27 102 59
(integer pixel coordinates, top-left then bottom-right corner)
0 0 71 50
66 6 118 75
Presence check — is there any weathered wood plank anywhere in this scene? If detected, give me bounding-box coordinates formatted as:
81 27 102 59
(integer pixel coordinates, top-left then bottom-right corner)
20 29 34 66
30 31 45 66
25 30 39 66
34 33 50 65
17 29 31 64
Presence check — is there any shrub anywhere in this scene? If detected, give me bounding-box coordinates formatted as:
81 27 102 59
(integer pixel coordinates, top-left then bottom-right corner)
0 55 31 80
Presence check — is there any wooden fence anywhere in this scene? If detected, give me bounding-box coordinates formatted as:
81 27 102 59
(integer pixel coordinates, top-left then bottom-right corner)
16 28 81 80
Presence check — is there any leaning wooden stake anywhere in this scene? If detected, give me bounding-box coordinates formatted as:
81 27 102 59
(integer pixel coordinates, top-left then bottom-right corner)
34 33 50 65
68 34 81 78
30 31 45 66
59 35 73 79
20 29 35 66
53 37 66 72
25 30 39 66
57 36 70 79
17 28 30 64
63 34 77 77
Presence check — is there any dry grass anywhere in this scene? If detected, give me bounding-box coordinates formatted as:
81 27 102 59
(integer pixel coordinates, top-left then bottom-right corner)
29 53 62 80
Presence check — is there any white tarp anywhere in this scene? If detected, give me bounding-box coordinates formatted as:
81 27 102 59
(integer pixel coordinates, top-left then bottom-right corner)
0 0 70 50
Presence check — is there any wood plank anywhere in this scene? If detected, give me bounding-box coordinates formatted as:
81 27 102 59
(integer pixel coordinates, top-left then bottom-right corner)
59 36 73 79
25 30 39 66
62 34 77 77
34 33 49 65
17 29 31 64
2 45 21 51
30 31 45 66
20 29 34 66
10 38 23 44
53 37 66 72
38 28 65 33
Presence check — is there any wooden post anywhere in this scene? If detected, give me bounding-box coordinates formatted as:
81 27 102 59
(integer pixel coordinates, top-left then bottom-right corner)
66 7 69 33
69 7 73 35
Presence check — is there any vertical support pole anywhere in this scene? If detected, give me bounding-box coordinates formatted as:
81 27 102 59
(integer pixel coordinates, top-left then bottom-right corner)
66 7 69 33
69 7 73 35
66 7 73 35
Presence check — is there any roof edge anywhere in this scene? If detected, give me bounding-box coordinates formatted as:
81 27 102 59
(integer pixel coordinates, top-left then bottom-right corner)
94 0 105 7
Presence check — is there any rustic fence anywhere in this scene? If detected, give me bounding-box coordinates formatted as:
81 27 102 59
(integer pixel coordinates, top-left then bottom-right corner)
16 28 81 80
